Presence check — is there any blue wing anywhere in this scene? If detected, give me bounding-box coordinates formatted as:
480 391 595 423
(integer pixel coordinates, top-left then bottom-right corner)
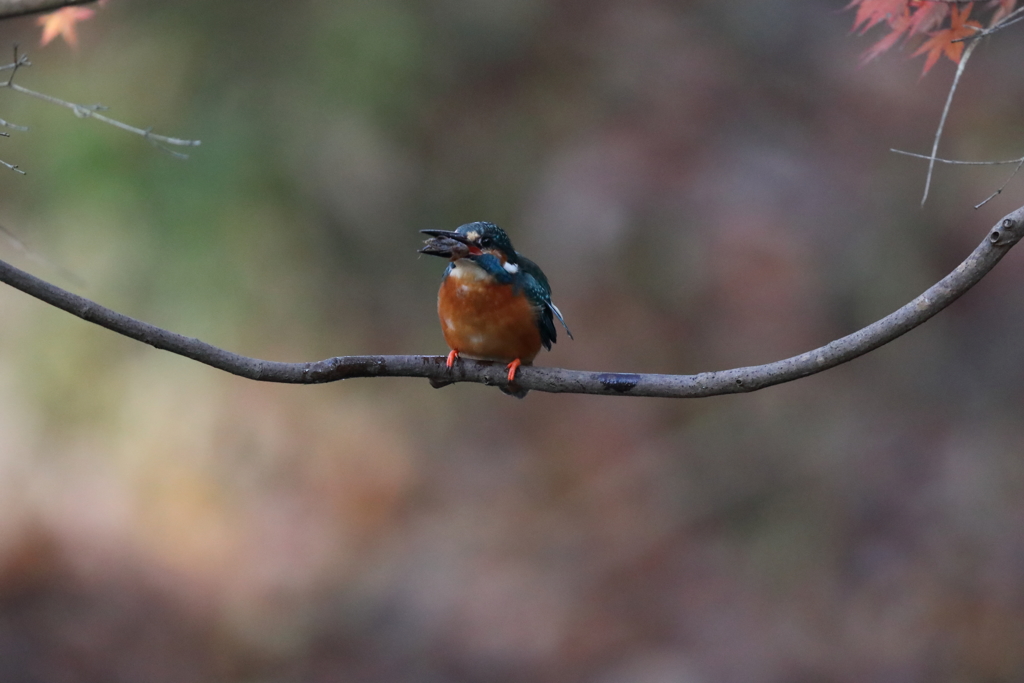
517 256 572 350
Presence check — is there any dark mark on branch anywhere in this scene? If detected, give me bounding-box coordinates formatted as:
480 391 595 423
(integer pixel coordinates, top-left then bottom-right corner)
598 373 640 393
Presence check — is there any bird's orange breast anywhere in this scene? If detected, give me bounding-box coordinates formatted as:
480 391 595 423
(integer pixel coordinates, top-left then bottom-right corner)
438 262 542 364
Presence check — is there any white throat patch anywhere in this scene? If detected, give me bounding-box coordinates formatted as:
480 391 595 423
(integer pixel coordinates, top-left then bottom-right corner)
449 259 488 281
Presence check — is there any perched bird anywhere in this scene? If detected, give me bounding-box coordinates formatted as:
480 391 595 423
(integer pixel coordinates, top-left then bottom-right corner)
419 221 572 393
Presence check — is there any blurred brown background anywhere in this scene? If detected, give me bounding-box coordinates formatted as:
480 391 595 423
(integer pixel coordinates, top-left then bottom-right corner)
0 0 1023 681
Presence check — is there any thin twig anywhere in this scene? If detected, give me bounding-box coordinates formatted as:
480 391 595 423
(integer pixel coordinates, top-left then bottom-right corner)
892 149 1024 208
4 44 29 87
0 158 25 174
0 50 30 132
0 45 201 159
921 38 976 207
0 208 1021 398
4 82 201 158
892 149 1024 166
0 117 29 131
0 66 25 174
975 157 1024 209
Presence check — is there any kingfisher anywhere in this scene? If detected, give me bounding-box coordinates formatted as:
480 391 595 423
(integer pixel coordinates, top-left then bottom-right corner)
419 221 572 392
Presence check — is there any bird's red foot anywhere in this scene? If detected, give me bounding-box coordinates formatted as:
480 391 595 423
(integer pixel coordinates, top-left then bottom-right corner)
446 349 459 369
505 358 522 383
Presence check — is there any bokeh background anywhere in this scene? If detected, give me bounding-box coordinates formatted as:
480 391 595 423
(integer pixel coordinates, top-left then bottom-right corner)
0 0 1023 681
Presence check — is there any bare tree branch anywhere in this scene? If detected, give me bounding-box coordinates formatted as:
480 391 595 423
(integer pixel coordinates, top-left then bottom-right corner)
921 38 977 206
0 208 1021 398
0 0 93 20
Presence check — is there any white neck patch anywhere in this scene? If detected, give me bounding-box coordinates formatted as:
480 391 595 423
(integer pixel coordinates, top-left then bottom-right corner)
449 257 519 280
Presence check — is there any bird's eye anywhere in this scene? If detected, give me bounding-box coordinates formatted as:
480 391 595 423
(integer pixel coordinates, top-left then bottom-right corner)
479 236 492 247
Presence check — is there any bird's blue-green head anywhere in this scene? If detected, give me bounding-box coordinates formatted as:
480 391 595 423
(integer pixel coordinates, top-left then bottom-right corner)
419 221 518 265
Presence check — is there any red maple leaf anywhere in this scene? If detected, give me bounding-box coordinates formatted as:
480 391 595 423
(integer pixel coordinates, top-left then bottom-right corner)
850 0 1019 66
912 3 982 74
854 0 951 63
849 0 910 33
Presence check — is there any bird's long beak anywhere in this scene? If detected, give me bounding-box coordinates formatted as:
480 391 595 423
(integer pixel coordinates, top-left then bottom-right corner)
419 229 481 259
420 229 472 244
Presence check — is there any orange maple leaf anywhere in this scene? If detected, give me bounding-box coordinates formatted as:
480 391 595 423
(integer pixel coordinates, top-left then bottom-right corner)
912 3 982 74
849 0 910 33
37 7 96 48
905 1 949 35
